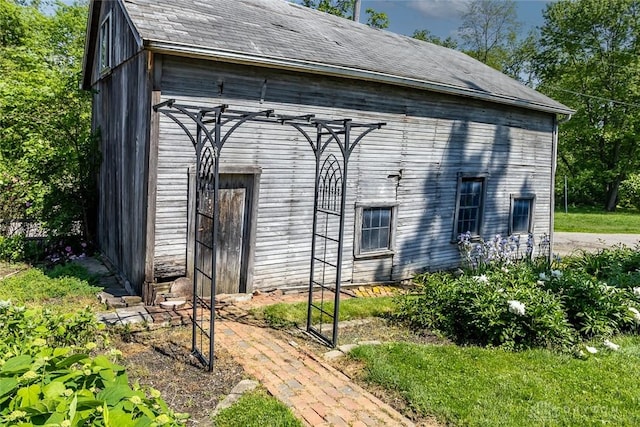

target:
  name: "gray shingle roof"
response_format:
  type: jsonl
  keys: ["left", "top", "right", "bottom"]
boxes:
{"left": 121, "top": 0, "right": 572, "bottom": 115}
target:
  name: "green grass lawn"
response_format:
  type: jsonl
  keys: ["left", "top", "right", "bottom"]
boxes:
{"left": 0, "top": 262, "right": 101, "bottom": 312}
{"left": 349, "top": 337, "right": 640, "bottom": 426}
{"left": 251, "top": 296, "right": 396, "bottom": 328}
{"left": 213, "top": 389, "right": 302, "bottom": 427}
{"left": 554, "top": 207, "right": 640, "bottom": 233}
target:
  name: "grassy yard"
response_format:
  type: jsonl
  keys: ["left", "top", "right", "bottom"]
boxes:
{"left": 251, "top": 295, "right": 395, "bottom": 328}
{"left": 555, "top": 207, "right": 640, "bottom": 233}
{"left": 349, "top": 337, "right": 640, "bottom": 426}
{"left": 0, "top": 262, "right": 101, "bottom": 312}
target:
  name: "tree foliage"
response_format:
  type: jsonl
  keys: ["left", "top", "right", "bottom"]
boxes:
{"left": 300, "top": 0, "right": 389, "bottom": 29}
{"left": 412, "top": 29, "right": 458, "bottom": 49}
{"left": 535, "top": 0, "right": 640, "bottom": 211}
{"left": 0, "top": 0, "right": 97, "bottom": 239}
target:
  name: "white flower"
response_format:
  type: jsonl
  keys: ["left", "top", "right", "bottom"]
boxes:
{"left": 497, "top": 288, "right": 505, "bottom": 293}
{"left": 0, "top": 300, "right": 11, "bottom": 309}
{"left": 473, "top": 275, "right": 489, "bottom": 284}
{"left": 501, "top": 267, "right": 509, "bottom": 273}
{"left": 551, "top": 270, "right": 563, "bottom": 278}
{"left": 585, "top": 346, "right": 598, "bottom": 354}
{"left": 536, "top": 280, "right": 545, "bottom": 286}
{"left": 539, "top": 272, "right": 548, "bottom": 281}
{"left": 633, "top": 287, "right": 640, "bottom": 297}
{"left": 603, "top": 340, "right": 619, "bottom": 351}
{"left": 629, "top": 307, "right": 640, "bottom": 323}
{"left": 507, "top": 300, "right": 526, "bottom": 316}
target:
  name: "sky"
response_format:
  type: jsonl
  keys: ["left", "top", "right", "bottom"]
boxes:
{"left": 357, "top": 0, "right": 552, "bottom": 40}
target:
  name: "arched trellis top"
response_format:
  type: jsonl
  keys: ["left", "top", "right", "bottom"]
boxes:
{"left": 152, "top": 99, "right": 385, "bottom": 369}
{"left": 153, "top": 99, "right": 385, "bottom": 158}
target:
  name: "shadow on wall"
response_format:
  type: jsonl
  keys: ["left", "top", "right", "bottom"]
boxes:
{"left": 397, "top": 117, "right": 517, "bottom": 277}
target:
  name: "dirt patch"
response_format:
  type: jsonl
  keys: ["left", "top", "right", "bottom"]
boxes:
{"left": 0, "top": 262, "right": 26, "bottom": 280}
{"left": 113, "top": 326, "right": 246, "bottom": 425}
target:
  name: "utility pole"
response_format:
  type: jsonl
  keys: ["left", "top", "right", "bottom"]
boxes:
{"left": 352, "top": 0, "right": 361, "bottom": 22}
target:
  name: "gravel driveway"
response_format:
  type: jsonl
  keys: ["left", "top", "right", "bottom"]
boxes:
{"left": 553, "top": 232, "right": 640, "bottom": 256}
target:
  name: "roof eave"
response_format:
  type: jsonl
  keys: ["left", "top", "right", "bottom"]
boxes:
{"left": 145, "top": 40, "right": 576, "bottom": 116}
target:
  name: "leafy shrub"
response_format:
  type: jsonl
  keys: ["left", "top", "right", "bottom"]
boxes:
{"left": 564, "top": 245, "right": 640, "bottom": 280}
{"left": 395, "top": 265, "right": 576, "bottom": 351}
{"left": 398, "top": 246, "right": 640, "bottom": 351}
{"left": 540, "top": 270, "right": 638, "bottom": 337}
{"left": 0, "top": 235, "right": 92, "bottom": 264}
{"left": 0, "top": 301, "right": 187, "bottom": 426}
{"left": 619, "top": 174, "right": 640, "bottom": 210}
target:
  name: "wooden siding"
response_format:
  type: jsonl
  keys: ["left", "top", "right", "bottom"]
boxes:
{"left": 91, "top": 1, "right": 151, "bottom": 294}
{"left": 153, "top": 56, "right": 554, "bottom": 289}
{"left": 89, "top": 1, "right": 140, "bottom": 87}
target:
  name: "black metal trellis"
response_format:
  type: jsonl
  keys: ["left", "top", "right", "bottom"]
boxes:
{"left": 285, "top": 119, "right": 386, "bottom": 346}
{"left": 153, "top": 100, "right": 274, "bottom": 371}
{"left": 153, "top": 98, "right": 384, "bottom": 369}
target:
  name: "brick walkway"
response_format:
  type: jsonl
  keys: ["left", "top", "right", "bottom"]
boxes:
{"left": 217, "top": 320, "right": 415, "bottom": 427}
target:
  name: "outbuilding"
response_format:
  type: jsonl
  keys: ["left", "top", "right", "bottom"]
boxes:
{"left": 82, "top": 0, "right": 573, "bottom": 302}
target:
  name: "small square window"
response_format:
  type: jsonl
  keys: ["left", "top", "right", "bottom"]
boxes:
{"left": 453, "top": 176, "right": 486, "bottom": 238}
{"left": 510, "top": 196, "right": 535, "bottom": 234}
{"left": 99, "top": 14, "right": 112, "bottom": 73}
{"left": 354, "top": 203, "right": 397, "bottom": 257}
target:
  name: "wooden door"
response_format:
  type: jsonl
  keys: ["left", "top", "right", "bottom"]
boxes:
{"left": 188, "top": 172, "right": 256, "bottom": 296}
{"left": 215, "top": 188, "right": 245, "bottom": 294}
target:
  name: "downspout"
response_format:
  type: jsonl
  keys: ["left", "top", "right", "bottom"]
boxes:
{"left": 549, "top": 113, "right": 572, "bottom": 260}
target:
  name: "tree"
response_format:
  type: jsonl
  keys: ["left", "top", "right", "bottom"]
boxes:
{"left": 535, "top": 0, "right": 640, "bottom": 211}
{"left": 365, "top": 7, "right": 388, "bottom": 29}
{"left": 458, "top": 0, "right": 521, "bottom": 72}
{"left": 300, "top": 0, "right": 389, "bottom": 29}
{"left": 0, "top": 0, "right": 98, "bottom": 239}
{"left": 412, "top": 29, "right": 458, "bottom": 49}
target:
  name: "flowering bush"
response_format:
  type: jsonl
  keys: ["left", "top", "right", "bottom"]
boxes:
{"left": 457, "top": 232, "right": 550, "bottom": 272}
{"left": 396, "top": 245, "right": 640, "bottom": 352}
{"left": 394, "top": 264, "right": 575, "bottom": 350}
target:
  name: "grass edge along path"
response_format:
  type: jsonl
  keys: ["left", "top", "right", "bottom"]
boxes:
{"left": 349, "top": 338, "right": 640, "bottom": 427}
{"left": 213, "top": 389, "right": 303, "bottom": 427}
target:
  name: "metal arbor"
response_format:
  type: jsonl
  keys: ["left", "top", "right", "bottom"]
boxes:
{"left": 281, "top": 118, "right": 385, "bottom": 346}
{"left": 153, "top": 99, "right": 384, "bottom": 369}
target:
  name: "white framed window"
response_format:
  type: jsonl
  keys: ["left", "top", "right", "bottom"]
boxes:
{"left": 509, "top": 195, "right": 535, "bottom": 234}
{"left": 453, "top": 175, "right": 487, "bottom": 239}
{"left": 354, "top": 202, "right": 397, "bottom": 257}
{"left": 99, "top": 13, "right": 112, "bottom": 73}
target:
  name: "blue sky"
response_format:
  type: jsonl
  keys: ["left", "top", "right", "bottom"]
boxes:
{"left": 359, "top": 0, "right": 551, "bottom": 39}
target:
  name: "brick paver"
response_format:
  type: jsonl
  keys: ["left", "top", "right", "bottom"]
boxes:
{"left": 216, "top": 320, "right": 415, "bottom": 427}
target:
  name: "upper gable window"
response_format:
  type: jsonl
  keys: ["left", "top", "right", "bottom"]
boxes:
{"left": 99, "top": 13, "right": 112, "bottom": 73}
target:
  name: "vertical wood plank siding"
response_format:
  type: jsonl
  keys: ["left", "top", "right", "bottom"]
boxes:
{"left": 92, "top": 2, "right": 150, "bottom": 293}
{"left": 153, "top": 57, "right": 555, "bottom": 289}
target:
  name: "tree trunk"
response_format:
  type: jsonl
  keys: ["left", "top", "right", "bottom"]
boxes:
{"left": 604, "top": 180, "right": 621, "bottom": 212}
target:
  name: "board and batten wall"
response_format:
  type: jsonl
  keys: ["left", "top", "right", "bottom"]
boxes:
{"left": 151, "top": 55, "right": 555, "bottom": 290}
{"left": 91, "top": 1, "right": 150, "bottom": 294}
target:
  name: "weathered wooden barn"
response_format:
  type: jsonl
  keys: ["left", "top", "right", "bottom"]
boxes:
{"left": 82, "top": 0, "right": 573, "bottom": 301}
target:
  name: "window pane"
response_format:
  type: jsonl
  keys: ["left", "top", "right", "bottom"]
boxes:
{"left": 379, "top": 208, "right": 390, "bottom": 227}
{"left": 456, "top": 178, "right": 484, "bottom": 236}
{"left": 361, "top": 207, "right": 392, "bottom": 252}
{"left": 512, "top": 198, "right": 531, "bottom": 233}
